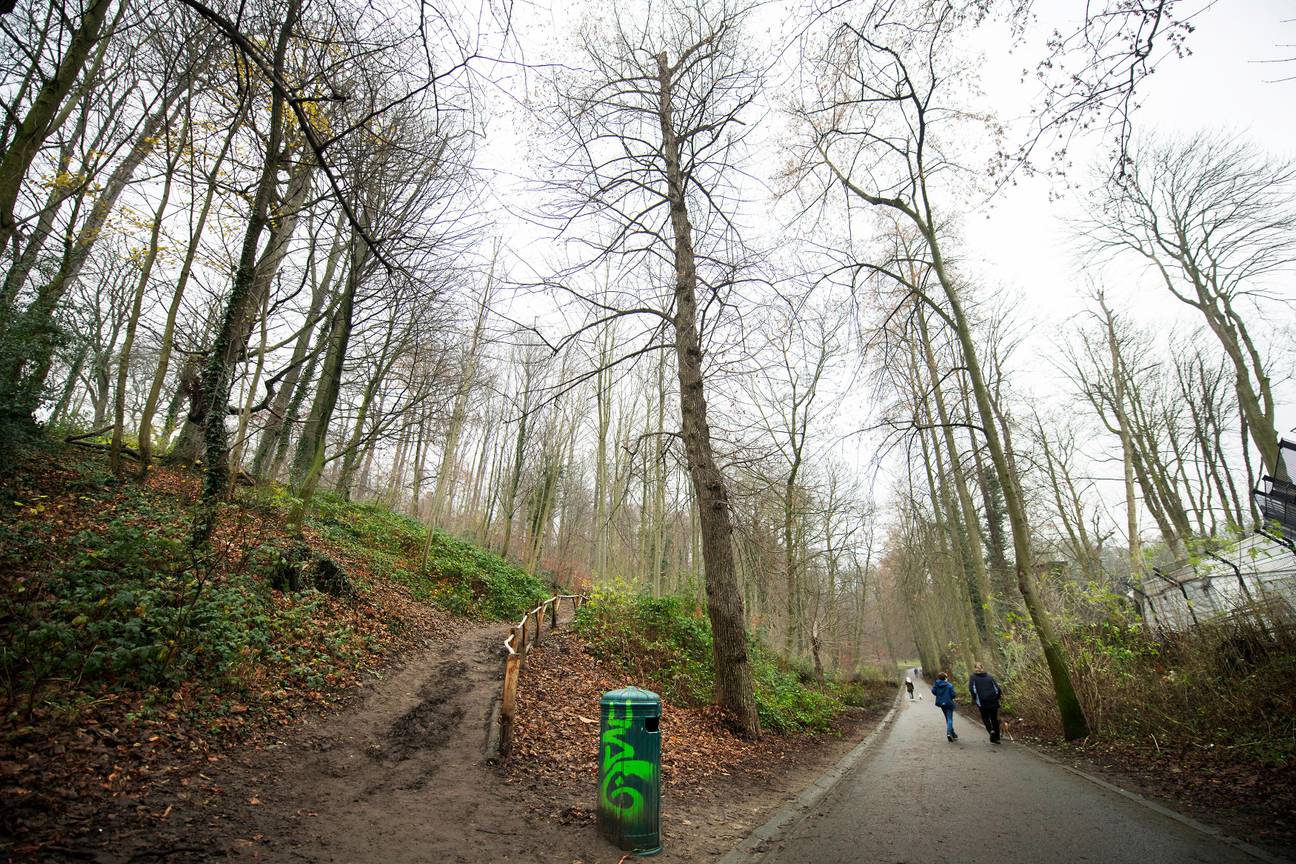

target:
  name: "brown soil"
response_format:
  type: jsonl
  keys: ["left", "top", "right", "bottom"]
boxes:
{"left": 84, "top": 622, "right": 532, "bottom": 864}
{"left": 1023, "top": 737, "right": 1295, "bottom": 856}
{"left": 508, "top": 706, "right": 889, "bottom": 863}
{"left": 0, "top": 451, "right": 456, "bottom": 862}
{"left": 507, "top": 629, "right": 897, "bottom": 862}
{"left": 19, "top": 621, "right": 892, "bottom": 864}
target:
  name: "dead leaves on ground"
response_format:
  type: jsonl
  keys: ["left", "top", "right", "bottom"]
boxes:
{"left": 507, "top": 630, "right": 847, "bottom": 799}
{"left": 1005, "top": 712, "right": 1296, "bottom": 850}
{"left": 0, "top": 450, "right": 460, "bottom": 859}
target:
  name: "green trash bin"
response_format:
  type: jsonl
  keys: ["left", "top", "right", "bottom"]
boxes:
{"left": 598, "top": 686, "right": 662, "bottom": 856}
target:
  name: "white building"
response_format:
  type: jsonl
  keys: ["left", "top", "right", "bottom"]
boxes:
{"left": 1138, "top": 439, "right": 1296, "bottom": 631}
{"left": 1140, "top": 532, "right": 1296, "bottom": 631}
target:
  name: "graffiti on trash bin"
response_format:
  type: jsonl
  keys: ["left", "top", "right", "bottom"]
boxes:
{"left": 600, "top": 700, "right": 655, "bottom": 820}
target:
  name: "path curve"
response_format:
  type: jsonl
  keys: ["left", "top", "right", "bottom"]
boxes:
{"left": 236, "top": 623, "right": 511, "bottom": 862}
{"left": 747, "top": 675, "right": 1272, "bottom": 864}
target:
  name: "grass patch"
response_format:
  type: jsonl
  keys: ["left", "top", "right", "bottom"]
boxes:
{"left": 572, "top": 583, "right": 850, "bottom": 733}
{"left": 250, "top": 486, "right": 549, "bottom": 620}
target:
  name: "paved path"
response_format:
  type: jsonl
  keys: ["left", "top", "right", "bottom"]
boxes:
{"left": 756, "top": 674, "right": 1263, "bottom": 864}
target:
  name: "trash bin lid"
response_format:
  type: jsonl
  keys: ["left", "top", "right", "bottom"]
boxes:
{"left": 600, "top": 685, "right": 661, "bottom": 706}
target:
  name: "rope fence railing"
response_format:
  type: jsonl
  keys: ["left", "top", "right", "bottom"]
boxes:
{"left": 494, "top": 593, "right": 586, "bottom": 760}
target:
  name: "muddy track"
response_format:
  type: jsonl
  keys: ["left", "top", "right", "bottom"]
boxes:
{"left": 96, "top": 623, "right": 533, "bottom": 864}
{"left": 70, "top": 614, "right": 893, "bottom": 864}
{"left": 236, "top": 625, "right": 509, "bottom": 863}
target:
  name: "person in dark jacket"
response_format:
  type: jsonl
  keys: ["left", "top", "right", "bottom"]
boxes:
{"left": 967, "top": 662, "right": 1002, "bottom": 743}
{"left": 931, "top": 673, "right": 958, "bottom": 741}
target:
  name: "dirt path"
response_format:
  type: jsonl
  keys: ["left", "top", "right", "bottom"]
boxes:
{"left": 238, "top": 623, "right": 507, "bottom": 862}
{"left": 102, "top": 622, "right": 591, "bottom": 863}
{"left": 87, "top": 621, "right": 896, "bottom": 864}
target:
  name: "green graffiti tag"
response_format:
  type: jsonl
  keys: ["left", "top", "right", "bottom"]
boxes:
{"left": 600, "top": 700, "right": 655, "bottom": 821}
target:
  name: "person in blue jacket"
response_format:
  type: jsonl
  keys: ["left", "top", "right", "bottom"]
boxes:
{"left": 932, "top": 672, "right": 958, "bottom": 741}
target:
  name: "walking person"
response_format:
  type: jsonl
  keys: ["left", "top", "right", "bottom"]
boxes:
{"left": 905, "top": 675, "right": 915, "bottom": 700}
{"left": 931, "top": 673, "right": 958, "bottom": 741}
{"left": 967, "top": 662, "right": 1002, "bottom": 744}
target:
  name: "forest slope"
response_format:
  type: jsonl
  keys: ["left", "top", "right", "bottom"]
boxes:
{"left": 0, "top": 440, "right": 547, "bottom": 856}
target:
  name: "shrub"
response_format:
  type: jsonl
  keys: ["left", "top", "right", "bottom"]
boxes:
{"left": 249, "top": 487, "right": 549, "bottom": 619}
{"left": 574, "top": 583, "right": 846, "bottom": 732}
{"left": 1004, "top": 604, "right": 1296, "bottom": 766}
{"left": 832, "top": 672, "right": 898, "bottom": 710}
{"left": 423, "top": 529, "right": 549, "bottom": 620}
{"left": 574, "top": 583, "right": 715, "bottom": 705}
{"left": 2, "top": 519, "right": 270, "bottom": 697}
{"left": 751, "top": 653, "right": 842, "bottom": 733}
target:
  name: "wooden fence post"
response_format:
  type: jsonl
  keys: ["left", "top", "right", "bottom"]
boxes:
{"left": 499, "top": 639, "right": 522, "bottom": 757}
{"left": 494, "top": 596, "right": 586, "bottom": 763}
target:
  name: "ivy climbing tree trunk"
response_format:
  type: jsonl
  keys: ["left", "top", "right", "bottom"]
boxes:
{"left": 192, "top": 0, "right": 300, "bottom": 547}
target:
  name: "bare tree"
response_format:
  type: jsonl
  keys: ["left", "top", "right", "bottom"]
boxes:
{"left": 539, "top": 0, "right": 763, "bottom": 735}
{"left": 0, "top": 0, "right": 118, "bottom": 258}
{"left": 747, "top": 298, "right": 843, "bottom": 657}
{"left": 794, "top": 0, "right": 1090, "bottom": 738}
{"left": 1079, "top": 133, "right": 1296, "bottom": 477}
{"left": 1006, "top": 0, "right": 1202, "bottom": 177}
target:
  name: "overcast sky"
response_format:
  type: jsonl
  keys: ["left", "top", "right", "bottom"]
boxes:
{"left": 964, "top": 0, "right": 1296, "bottom": 353}
{"left": 960, "top": 0, "right": 1296, "bottom": 496}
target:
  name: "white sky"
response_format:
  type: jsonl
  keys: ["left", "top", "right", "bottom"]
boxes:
{"left": 957, "top": 0, "right": 1296, "bottom": 512}
{"left": 964, "top": 0, "right": 1296, "bottom": 362}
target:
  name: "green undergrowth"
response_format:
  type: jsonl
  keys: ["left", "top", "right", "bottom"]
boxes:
{"left": 0, "top": 444, "right": 550, "bottom": 725}
{"left": 0, "top": 459, "right": 368, "bottom": 720}
{"left": 1003, "top": 606, "right": 1296, "bottom": 767}
{"left": 254, "top": 486, "right": 549, "bottom": 620}
{"left": 573, "top": 583, "right": 895, "bottom": 734}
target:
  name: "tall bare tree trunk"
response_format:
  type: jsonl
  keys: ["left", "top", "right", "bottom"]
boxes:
{"left": 917, "top": 307, "right": 991, "bottom": 640}
{"left": 10, "top": 62, "right": 194, "bottom": 416}
{"left": 656, "top": 49, "right": 759, "bottom": 737}
{"left": 111, "top": 120, "right": 185, "bottom": 473}
{"left": 289, "top": 240, "right": 358, "bottom": 527}
{"left": 428, "top": 276, "right": 492, "bottom": 529}
{"left": 193, "top": 0, "right": 300, "bottom": 547}
{"left": 250, "top": 228, "right": 338, "bottom": 479}
{"left": 929, "top": 245, "right": 1089, "bottom": 739}
{"left": 138, "top": 98, "right": 243, "bottom": 472}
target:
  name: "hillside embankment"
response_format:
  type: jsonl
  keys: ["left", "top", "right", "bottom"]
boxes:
{"left": 1, "top": 443, "right": 896, "bottom": 861}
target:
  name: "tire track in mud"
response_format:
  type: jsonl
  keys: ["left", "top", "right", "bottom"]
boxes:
{"left": 259, "top": 626, "right": 508, "bottom": 861}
